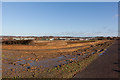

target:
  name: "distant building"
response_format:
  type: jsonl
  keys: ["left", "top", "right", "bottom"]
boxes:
{"left": 49, "top": 38, "right": 54, "bottom": 40}
{"left": 59, "top": 38, "right": 67, "bottom": 40}
{"left": 79, "top": 38, "right": 84, "bottom": 40}
{"left": 13, "top": 37, "right": 35, "bottom": 40}
{"left": 67, "top": 38, "right": 79, "bottom": 40}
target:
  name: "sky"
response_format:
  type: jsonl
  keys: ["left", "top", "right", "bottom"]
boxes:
{"left": 2, "top": 2, "right": 118, "bottom": 37}
{"left": 2, "top": 0, "right": 120, "bottom": 2}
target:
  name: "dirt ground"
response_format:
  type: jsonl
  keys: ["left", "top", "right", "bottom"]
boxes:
{"left": 2, "top": 40, "right": 114, "bottom": 78}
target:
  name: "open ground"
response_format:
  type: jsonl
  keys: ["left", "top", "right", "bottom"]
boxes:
{"left": 2, "top": 40, "right": 114, "bottom": 78}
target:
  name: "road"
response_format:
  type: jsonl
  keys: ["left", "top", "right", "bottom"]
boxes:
{"left": 73, "top": 40, "right": 120, "bottom": 78}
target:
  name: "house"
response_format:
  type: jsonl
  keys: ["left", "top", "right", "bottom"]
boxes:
{"left": 79, "top": 38, "right": 84, "bottom": 40}
{"left": 59, "top": 38, "right": 67, "bottom": 40}
{"left": 50, "top": 38, "right": 54, "bottom": 40}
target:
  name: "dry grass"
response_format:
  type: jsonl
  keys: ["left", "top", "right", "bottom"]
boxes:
{"left": 2, "top": 40, "right": 110, "bottom": 50}
{"left": 2, "top": 40, "right": 113, "bottom": 60}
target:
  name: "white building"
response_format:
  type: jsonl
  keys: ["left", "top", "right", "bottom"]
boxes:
{"left": 59, "top": 38, "right": 67, "bottom": 40}
{"left": 49, "top": 38, "right": 54, "bottom": 40}
{"left": 13, "top": 37, "right": 35, "bottom": 40}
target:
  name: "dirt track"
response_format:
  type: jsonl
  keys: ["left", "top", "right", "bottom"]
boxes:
{"left": 74, "top": 40, "right": 119, "bottom": 78}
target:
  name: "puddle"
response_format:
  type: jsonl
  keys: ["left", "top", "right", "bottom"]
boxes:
{"left": 3, "top": 51, "right": 97, "bottom": 71}
{"left": 26, "top": 55, "right": 79, "bottom": 68}
{"left": 99, "top": 49, "right": 107, "bottom": 56}
{"left": 91, "top": 52, "right": 95, "bottom": 54}
{"left": 5, "top": 55, "right": 73, "bottom": 69}
{"left": 99, "top": 53, "right": 103, "bottom": 56}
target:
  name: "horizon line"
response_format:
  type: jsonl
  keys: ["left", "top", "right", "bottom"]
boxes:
{"left": 0, "top": 35, "right": 118, "bottom": 37}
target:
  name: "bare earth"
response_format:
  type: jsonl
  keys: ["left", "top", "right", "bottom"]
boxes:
{"left": 2, "top": 40, "right": 114, "bottom": 78}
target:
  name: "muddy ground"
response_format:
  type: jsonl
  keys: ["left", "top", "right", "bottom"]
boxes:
{"left": 2, "top": 40, "right": 114, "bottom": 78}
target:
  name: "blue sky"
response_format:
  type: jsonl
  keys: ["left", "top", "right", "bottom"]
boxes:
{"left": 2, "top": 2, "right": 118, "bottom": 37}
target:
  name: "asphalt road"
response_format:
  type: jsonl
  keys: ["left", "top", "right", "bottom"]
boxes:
{"left": 73, "top": 40, "right": 120, "bottom": 78}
